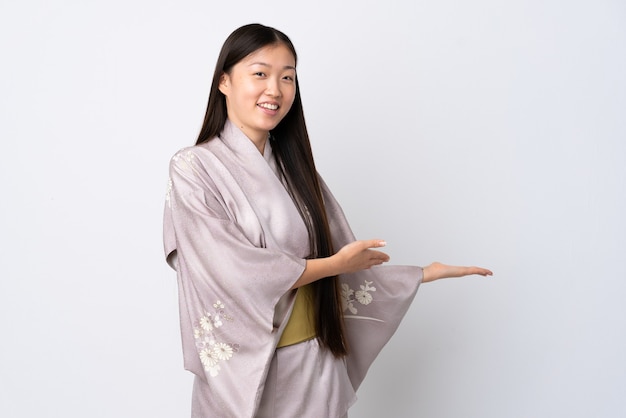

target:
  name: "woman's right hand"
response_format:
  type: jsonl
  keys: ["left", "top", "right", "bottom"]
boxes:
{"left": 332, "top": 239, "right": 390, "bottom": 274}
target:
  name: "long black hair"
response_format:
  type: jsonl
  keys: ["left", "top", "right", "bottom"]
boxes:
{"left": 196, "top": 23, "right": 347, "bottom": 357}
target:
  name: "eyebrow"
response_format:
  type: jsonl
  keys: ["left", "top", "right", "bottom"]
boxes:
{"left": 248, "top": 62, "right": 296, "bottom": 71}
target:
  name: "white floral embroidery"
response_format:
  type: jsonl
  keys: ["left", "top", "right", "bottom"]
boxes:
{"left": 341, "top": 283, "right": 357, "bottom": 314}
{"left": 200, "top": 348, "right": 217, "bottom": 367}
{"left": 355, "top": 289, "right": 373, "bottom": 305}
{"left": 167, "top": 150, "right": 198, "bottom": 207}
{"left": 212, "top": 342, "right": 234, "bottom": 361}
{"left": 193, "top": 300, "right": 238, "bottom": 377}
{"left": 171, "top": 150, "right": 195, "bottom": 164}
{"left": 341, "top": 280, "right": 377, "bottom": 315}
{"left": 213, "top": 314, "right": 223, "bottom": 328}
{"left": 200, "top": 315, "right": 214, "bottom": 332}
{"left": 194, "top": 327, "right": 204, "bottom": 339}
{"left": 207, "top": 364, "right": 221, "bottom": 377}
{"left": 165, "top": 178, "right": 173, "bottom": 208}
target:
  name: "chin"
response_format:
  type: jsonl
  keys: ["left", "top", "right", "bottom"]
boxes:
{"left": 260, "top": 121, "right": 282, "bottom": 132}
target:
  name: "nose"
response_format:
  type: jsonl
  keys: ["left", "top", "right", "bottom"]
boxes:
{"left": 265, "top": 77, "right": 281, "bottom": 98}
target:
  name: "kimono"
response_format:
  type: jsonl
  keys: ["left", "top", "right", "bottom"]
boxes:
{"left": 163, "top": 120, "right": 423, "bottom": 417}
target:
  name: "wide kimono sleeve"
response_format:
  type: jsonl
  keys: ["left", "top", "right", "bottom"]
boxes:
{"left": 320, "top": 178, "right": 423, "bottom": 391}
{"left": 163, "top": 149, "right": 305, "bottom": 417}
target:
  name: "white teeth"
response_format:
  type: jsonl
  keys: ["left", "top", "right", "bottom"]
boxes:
{"left": 258, "top": 103, "right": 278, "bottom": 110}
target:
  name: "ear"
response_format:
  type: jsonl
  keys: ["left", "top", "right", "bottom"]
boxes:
{"left": 218, "top": 73, "right": 230, "bottom": 95}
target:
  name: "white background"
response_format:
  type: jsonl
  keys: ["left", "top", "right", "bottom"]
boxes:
{"left": 1, "top": 0, "right": 625, "bottom": 417}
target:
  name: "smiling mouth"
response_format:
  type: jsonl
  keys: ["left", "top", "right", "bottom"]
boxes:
{"left": 258, "top": 103, "right": 279, "bottom": 110}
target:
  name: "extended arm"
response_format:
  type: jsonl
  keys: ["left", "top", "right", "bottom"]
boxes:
{"left": 422, "top": 261, "right": 492, "bottom": 282}
{"left": 291, "top": 240, "right": 492, "bottom": 289}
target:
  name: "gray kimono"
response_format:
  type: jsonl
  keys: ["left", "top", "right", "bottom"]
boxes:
{"left": 163, "top": 120, "right": 422, "bottom": 417}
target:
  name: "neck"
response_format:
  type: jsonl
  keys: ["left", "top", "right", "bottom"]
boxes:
{"left": 250, "top": 135, "right": 267, "bottom": 155}
{"left": 240, "top": 126, "right": 270, "bottom": 155}
{"left": 231, "top": 121, "right": 268, "bottom": 155}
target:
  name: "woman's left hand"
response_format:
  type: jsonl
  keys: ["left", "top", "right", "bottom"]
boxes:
{"left": 422, "top": 262, "right": 493, "bottom": 283}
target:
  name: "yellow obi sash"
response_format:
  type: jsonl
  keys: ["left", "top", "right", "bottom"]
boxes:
{"left": 277, "top": 284, "right": 316, "bottom": 348}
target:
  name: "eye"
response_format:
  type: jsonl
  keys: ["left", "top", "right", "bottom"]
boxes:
{"left": 254, "top": 71, "right": 266, "bottom": 77}
{"left": 282, "top": 75, "right": 294, "bottom": 81}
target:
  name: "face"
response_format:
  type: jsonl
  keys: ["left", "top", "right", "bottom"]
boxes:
{"left": 219, "top": 43, "right": 297, "bottom": 144}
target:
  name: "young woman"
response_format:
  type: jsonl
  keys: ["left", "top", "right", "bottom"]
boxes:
{"left": 163, "top": 23, "right": 492, "bottom": 418}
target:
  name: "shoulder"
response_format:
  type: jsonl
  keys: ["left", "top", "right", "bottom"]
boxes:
{"left": 168, "top": 141, "right": 221, "bottom": 178}
{"left": 169, "top": 142, "right": 214, "bottom": 166}
{"left": 166, "top": 143, "right": 225, "bottom": 213}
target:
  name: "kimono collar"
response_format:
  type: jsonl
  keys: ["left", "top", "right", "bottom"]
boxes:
{"left": 220, "top": 119, "right": 273, "bottom": 162}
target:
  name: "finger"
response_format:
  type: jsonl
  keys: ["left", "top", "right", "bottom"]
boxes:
{"left": 367, "top": 257, "right": 388, "bottom": 268}
{"left": 471, "top": 267, "right": 493, "bottom": 276}
{"left": 368, "top": 250, "right": 390, "bottom": 262}
{"left": 361, "top": 239, "right": 387, "bottom": 249}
